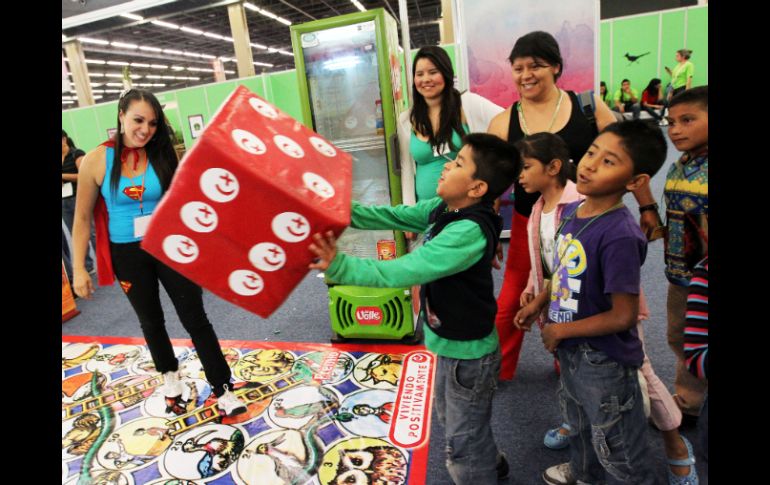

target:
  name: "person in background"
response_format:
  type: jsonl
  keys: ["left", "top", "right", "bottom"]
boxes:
{"left": 71, "top": 88, "right": 246, "bottom": 417}
{"left": 683, "top": 257, "right": 708, "bottom": 483}
{"left": 641, "top": 78, "right": 668, "bottom": 124}
{"left": 62, "top": 130, "right": 95, "bottom": 277}
{"left": 599, "top": 81, "right": 613, "bottom": 107}
{"left": 665, "top": 49, "right": 695, "bottom": 98}
{"left": 398, "top": 45, "right": 502, "bottom": 205}
{"left": 613, "top": 79, "right": 641, "bottom": 120}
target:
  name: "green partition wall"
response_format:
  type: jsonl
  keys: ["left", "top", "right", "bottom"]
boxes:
{"left": 63, "top": 69, "right": 304, "bottom": 152}
{"left": 600, "top": 5, "right": 707, "bottom": 98}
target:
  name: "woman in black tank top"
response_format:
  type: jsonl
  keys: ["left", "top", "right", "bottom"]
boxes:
{"left": 488, "top": 31, "right": 619, "bottom": 384}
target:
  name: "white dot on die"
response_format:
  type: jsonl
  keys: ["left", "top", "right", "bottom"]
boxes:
{"left": 180, "top": 201, "right": 218, "bottom": 233}
{"left": 302, "top": 172, "right": 335, "bottom": 199}
{"left": 200, "top": 168, "right": 239, "bottom": 203}
{"left": 308, "top": 136, "right": 336, "bottom": 157}
{"left": 273, "top": 135, "right": 305, "bottom": 159}
{"left": 249, "top": 243, "right": 287, "bottom": 272}
{"left": 231, "top": 129, "right": 267, "bottom": 155}
{"left": 249, "top": 97, "right": 278, "bottom": 119}
{"left": 163, "top": 235, "right": 199, "bottom": 264}
{"left": 229, "top": 270, "right": 264, "bottom": 296}
{"left": 272, "top": 212, "right": 310, "bottom": 243}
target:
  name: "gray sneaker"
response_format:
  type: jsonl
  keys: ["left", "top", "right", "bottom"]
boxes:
{"left": 543, "top": 462, "right": 576, "bottom": 485}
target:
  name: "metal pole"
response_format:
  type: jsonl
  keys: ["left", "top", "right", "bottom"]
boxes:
{"left": 398, "top": 0, "right": 413, "bottom": 105}
{"left": 451, "top": 0, "right": 468, "bottom": 92}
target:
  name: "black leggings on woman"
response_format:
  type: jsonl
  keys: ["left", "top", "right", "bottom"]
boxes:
{"left": 110, "top": 241, "right": 232, "bottom": 396}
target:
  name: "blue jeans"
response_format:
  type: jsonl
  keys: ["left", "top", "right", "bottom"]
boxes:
{"left": 432, "top": 347, "right": 501, "bottom": 485}
{"left": 557, "top": 344, "right": 655, "bottom": 485}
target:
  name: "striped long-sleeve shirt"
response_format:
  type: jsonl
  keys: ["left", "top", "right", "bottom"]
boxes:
{"left": 683, "top": 258, "right": 708, "bottom": 379}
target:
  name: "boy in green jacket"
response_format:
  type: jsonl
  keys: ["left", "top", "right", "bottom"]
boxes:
{"left": 309, "top": 133, "right": 520, "bottom": 485}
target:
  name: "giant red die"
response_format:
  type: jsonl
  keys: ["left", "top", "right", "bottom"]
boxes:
{"left": 141, "top": 85, "right": 352, "bottom": 317}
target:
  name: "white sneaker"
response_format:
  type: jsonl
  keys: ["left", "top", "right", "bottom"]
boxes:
{"left": 543, "top": 462, "right": 576, "bottom": 485}
{"left": 159, "top": 370, "right": 184, "bottom": 398}
{"left": 217, "top": 385, "right": 247, "bottom": 416}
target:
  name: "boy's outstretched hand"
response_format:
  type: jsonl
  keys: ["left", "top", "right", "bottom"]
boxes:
{"left": 308, "top": 231, "right": 338, "bottom": 271}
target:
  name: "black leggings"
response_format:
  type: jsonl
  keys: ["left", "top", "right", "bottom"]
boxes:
{"left": 110, "top": 242, "right": 231, "bottom": 396}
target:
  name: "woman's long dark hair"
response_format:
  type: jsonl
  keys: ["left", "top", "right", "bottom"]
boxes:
{"left": 62, "top": 130, "right": 77, "bottom": 152}
{"left": 110, "top": 89, "right": 178, "bottom": 197}
{"left": 410, "top": 46, "right": 466, "bottom": 152}
{"left": 644, "top": 78, "right": 661, "bottom": 99}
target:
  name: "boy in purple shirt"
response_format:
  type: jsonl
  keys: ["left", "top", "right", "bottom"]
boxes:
{"left": 516, "top": 121, "right": 667, "bottom": 485}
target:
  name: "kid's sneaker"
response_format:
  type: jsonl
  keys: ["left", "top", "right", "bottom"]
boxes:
{"left": 159, "top": 370, "right": 184, "bottom": 398}
{"left": 217, "top": 385, "right": 247, "bottom": 417}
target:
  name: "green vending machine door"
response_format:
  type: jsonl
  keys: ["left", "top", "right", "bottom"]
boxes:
{"left": 291, "top": 9, "right": 417, "bottom": 342}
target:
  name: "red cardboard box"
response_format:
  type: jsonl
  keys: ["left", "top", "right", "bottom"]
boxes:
{"left": 141, "top": 85, "right": 352, "bottom": 317}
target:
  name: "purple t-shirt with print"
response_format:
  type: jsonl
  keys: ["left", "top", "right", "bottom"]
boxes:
{"left": 547, "top": 201, "right": 646, "bottom": 367}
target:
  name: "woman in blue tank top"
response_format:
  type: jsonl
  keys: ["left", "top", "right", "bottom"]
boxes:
{"left": 70, "top": 89, "right": 246, "bottom": 417}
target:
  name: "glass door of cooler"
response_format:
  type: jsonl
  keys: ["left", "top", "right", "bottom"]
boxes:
{"left": 300, "top": 21, "right": 392, "bottom": 260}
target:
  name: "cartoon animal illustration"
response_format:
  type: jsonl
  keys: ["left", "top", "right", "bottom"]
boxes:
{"left": 179, "top": 428, "right": 245, "bottom": 478}
{"left": 329, "top": 446, "right": 407, "bottom": 485}
{"left": 254, "top": 433, "right": 314, "bottom": 484}
{"left": 62, "top": 413, "right": 101, "bottom": 455}
{"left": 336, "top": 403, "right": 393, "bottom": 424}
{"left": 237, "top": 349, "right": 295, "bottom": 381}
{"left": 104, "top": 435, "right": 157, "bottom": 469}
{"left": 361, "top": 355, "right": 403, "bottom": 386}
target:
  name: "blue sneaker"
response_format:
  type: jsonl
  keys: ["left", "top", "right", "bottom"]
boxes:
{"left": 544, "top": 423, "right": 571, "bottom": 450}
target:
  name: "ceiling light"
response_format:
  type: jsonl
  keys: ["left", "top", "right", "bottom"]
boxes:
{"left": 200, "top": 54, "right": 216, "bottom": 60}
{"left": 120, "top": 13, "right": 144, "bottom": 21}
{"left": 164, "top": 48, "right": 183, "bottom": 55}
{"left": 106, "top": 83, "right": 123, "bottom": 86}
{"left": 107, "top": 61, "right": 129, "bottom": 66}
{"left": 62, "top": 100, "right": 75, "bottom": 104}
{"left": 278, "top": 50, "right": 293, "bottom": 56}
{"left": 203, "top": 32, "right": 224, "bottom": 40}
{"left": 244, "top": 3, "right": 292, "bottom": 26}
{"left": 152, "top": 20, "right": 179, "bottom": 29}
{"left": 85, "top": 59, "right": 106, "bottom": 65}
{"left": 351, "top": 1, "right": 366, "bottom": 12}
{"left": 131, "top": 62, "right": 151, "bottom": 67}
{"left": 139, "top": 46, "right": 162, "bottom": 52}
{"left": 89, "top": 73, "right": 105, "bottom": 77}
{"left": 253, "top": 61, "right": 274, "bottom": 67}
{"left": 250, "top": 43, "right": 267, "bottom": 50}
{"left": 171, "top": 66, "right": 185, "bottom": 71}
{"left": 180, "top": 26, "right": 203, "bottom": 35}
{"left": 105, "top": 89, "right": 122, "bottom": 93}
{"left": 78, "top": 37, "right": 110, "bottom": 45}
{"left": 150, "top": 64, "right": 168, "bottom": 69}
{"left": 111, "top": 41, "right": 138, "bottom": 49}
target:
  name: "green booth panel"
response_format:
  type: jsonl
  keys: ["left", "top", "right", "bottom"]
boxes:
{"left": 686, "top": 7, "right": 708, "bottom": 87}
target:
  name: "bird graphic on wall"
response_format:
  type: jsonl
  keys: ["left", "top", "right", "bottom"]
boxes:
{"left": 624, "top": 52, "right": 650, "bottom": 65}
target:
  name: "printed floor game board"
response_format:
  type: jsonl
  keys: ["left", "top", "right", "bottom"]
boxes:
{"left": 62, "top": 336, "right": 435, "bottom": 485}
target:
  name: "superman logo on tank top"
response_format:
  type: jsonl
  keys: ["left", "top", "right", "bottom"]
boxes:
{"left": 123, "top": 185, "right": 145, "bottom": 200}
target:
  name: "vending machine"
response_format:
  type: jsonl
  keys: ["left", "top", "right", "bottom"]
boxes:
{"left": 290, "top": 8, "right": 418, "bottom": 342}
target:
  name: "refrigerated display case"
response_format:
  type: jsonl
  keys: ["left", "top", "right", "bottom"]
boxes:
{"left": 291, "top": 9, "right": 418, "bottom": 342}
